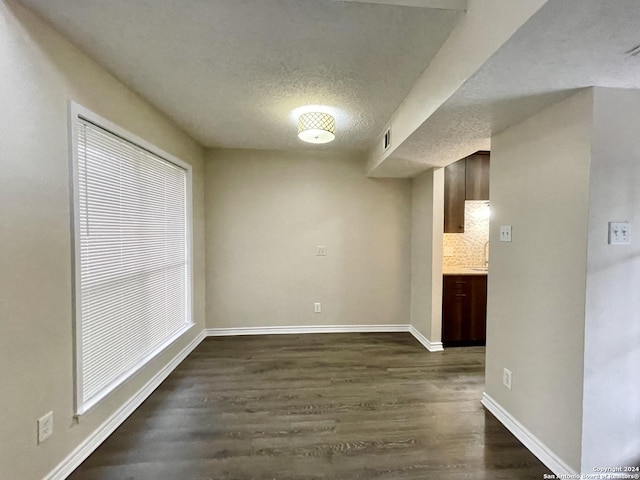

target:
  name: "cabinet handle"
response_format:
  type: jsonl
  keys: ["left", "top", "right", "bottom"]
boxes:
{"left": 455, "top": 281, "right": 467, "bottom": 284}
{"left": 456, "top": 294, "right": 467, "bottom": 297}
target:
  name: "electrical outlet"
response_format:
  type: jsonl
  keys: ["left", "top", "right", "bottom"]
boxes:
{"left": 37, "top": 411, "right": 53, "bottom": 444}
{"left": 608, "top": 222, "right": 631, "bottom": 245}
{"left": 500, "top": 225, "right": 512, "bottom": 242}
{"left": 314, "top": 302, "right": 321, "bottom": 313}
{"left": 503, "top": 368, "right": 512, "bottom": 390}
{"left": 316, "top": 245, "right": 327, "bottom": 256}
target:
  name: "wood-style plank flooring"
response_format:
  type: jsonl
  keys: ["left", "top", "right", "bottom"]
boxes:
{"left": 68, "top": 333, "right": 550, "bottom": 479}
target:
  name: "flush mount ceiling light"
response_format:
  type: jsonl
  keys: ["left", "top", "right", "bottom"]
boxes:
{"left": 297, "top": 112, "right": 336, "bottom": 144}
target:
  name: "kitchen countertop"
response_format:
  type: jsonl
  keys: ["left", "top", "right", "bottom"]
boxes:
{"left": 443, "top": 266, "right": 489, "bottom": 276}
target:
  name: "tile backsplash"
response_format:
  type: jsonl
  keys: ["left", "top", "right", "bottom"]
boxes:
{"left": 443, "top": 201, "right": 490, "bottom": 267}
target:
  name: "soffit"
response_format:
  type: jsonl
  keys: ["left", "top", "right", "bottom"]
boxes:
{"left": 374, "top": 0, "right": 640, "bottom": 176}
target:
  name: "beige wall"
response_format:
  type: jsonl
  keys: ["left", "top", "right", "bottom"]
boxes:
{"left": 581, "top": 88, "right": 640, "bottom": 471}
{"left": 410, "top": 168, "right": 444, "bottom": 342}
{"left": 204, "top": 149, "right": 412, "bottom": 329}
{"left": 485, "top": 90, "right": 593, "bottom": 472}
{"left": 0, "top": 2, "right": 205, "bottom": 479}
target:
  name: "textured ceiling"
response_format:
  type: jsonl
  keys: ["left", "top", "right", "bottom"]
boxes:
{"left": 19, "top": 0, "right": 462, "bottom": 151}
{"left": 376, "top": 0, "right": 640, "bottom": 176}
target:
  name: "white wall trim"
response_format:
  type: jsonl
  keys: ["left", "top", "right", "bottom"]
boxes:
{"left": 481, "top": 393, "right": 578, "bottom": 477}
{"left": 409, "top": 325, "right": 444, "bottom": 352}
{"left": 205, "top": 324, "right": 443, "bottom": 353}
{"left": 338, "top": 0, "right": 468, "bottom": 12}
{"left": 44, "top": 330, "right": 206, "bottom": 480}
{"left": 205, "top": 324, "right": 411, "bottom": 336}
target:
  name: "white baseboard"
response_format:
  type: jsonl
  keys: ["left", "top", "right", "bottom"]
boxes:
{"left": 409, "top": 325, "right": 444, "bottom": 352}
{"left": 205, "top": 324, "right": 411, "bottom": 336}
{"left": 44, "top": 330, "right": 206, "bottom": 480}
{"left": 205, "top": 324, "right": 444, "bottom": 353}
{"left": 481, "top": 393, "right": 578, "bottom": 477}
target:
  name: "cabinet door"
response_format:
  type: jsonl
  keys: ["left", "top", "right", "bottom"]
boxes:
{"left": 442, "top": 275, "right": 487, "bottom": 345}
{"left": 442, "top": 276, "right": 470, "bottom": 343}
{"left": 465, "top": 153, "right": 490, "bottom": 200}
{"left": 444, "top": 160, "right": 466, "bottom": 233}
{"left": 467, "top": 275, "right": 487, "bottom": 341}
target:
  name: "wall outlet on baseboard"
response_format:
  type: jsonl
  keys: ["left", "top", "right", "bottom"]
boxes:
{"left": 314, "top": 302, "right": 321, "bottom": 313}
{"left": 38, "top": 411, "right": 53, "bottom": 444}
{"left": 503, "top": 368, "right": 512, "bottom": 390}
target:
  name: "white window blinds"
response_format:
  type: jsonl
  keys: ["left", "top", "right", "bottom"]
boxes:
{"left": 73, "top": 115, "right": 192, "bottom": 414}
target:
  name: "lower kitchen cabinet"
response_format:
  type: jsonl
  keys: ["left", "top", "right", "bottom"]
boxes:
{"left": 442, "top": 275, "right": 487, "bottom": 346}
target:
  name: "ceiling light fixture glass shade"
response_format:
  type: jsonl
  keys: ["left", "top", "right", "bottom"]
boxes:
{"left": 298, "top": 112, "right": 336, "bottom": 144}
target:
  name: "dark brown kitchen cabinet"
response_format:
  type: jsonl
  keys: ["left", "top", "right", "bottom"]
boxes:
{"left": 465, "top": 152, "right": 490, "bottom": 200}
{"left": 444, "top": 160, "right": 466, "bottom": 233}
{"left": 444, "top": 151, "right": 490, "bottom": 233}
{"left": 442, "top": 274, "right": 487, "bottom": 346}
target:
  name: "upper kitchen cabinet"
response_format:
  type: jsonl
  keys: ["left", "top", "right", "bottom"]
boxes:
{"left": 444, "top": 151, "right": 490, "bottom": 233}
{"left": 444, "top": 159, "right": 466, "bottom": 233}
{"left": 465, "top": 152, "right": 490, "bottom": 200}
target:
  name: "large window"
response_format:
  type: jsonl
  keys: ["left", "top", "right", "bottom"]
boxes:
{"left": 71, "top": 105, "right": 193, "bottom": 415}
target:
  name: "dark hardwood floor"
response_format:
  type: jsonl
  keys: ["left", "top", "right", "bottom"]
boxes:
{"left": 68, "top": 333, "right": 550, "bottom": 480}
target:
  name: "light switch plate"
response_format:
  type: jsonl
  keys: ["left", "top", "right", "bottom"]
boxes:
{"left": 316, "top": 245, "right": 327, "bottom": 256}
{"left": 499, "top": 225, "right": 512, "bottom": 242}
{"left": 608, "top": 222, "right": 630, "bottom": 245}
